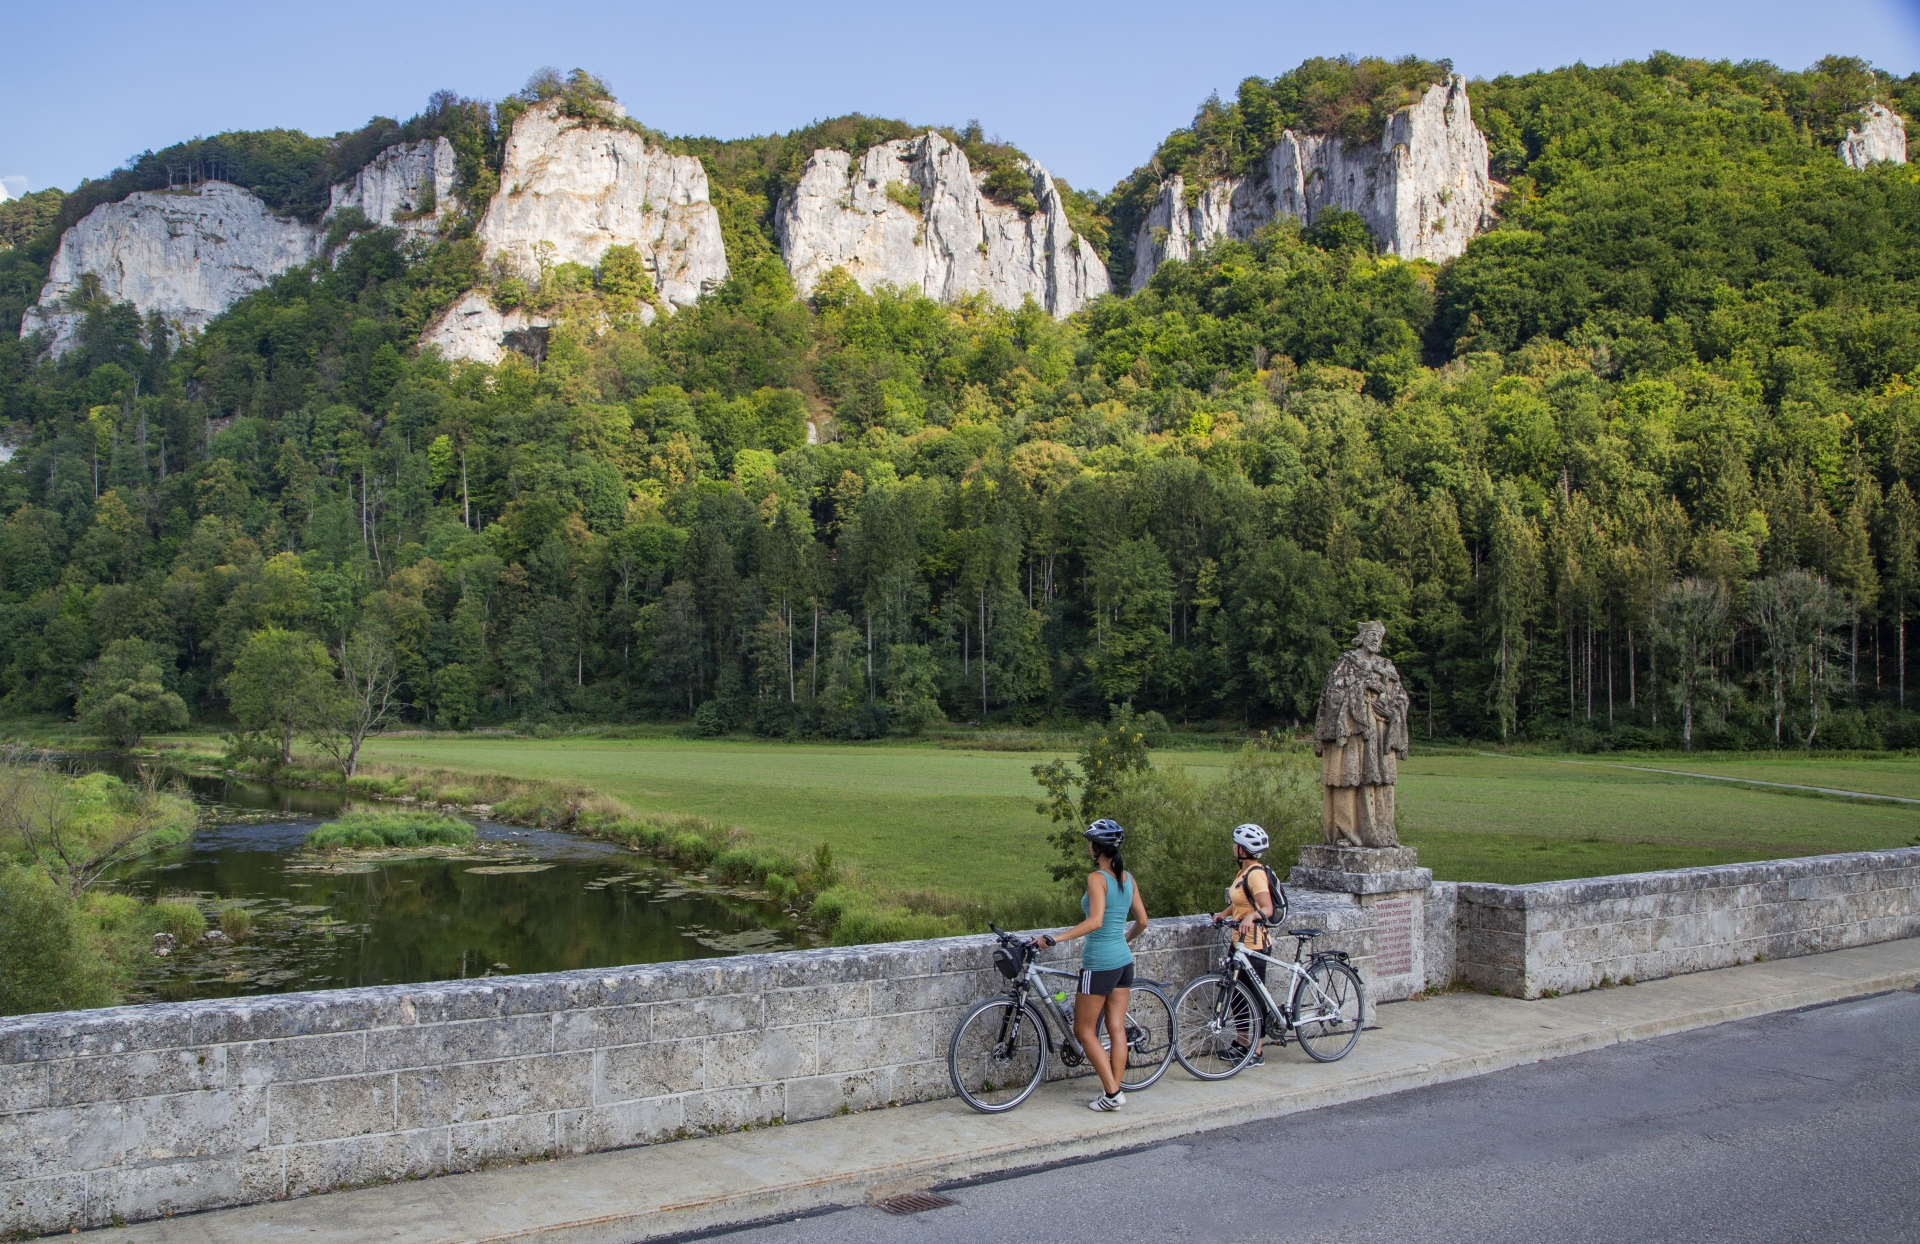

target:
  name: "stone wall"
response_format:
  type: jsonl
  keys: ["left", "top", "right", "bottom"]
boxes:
{"left": 1449, "top": 848, "right": 1920, "bottom": 998}
{"left": 0, "top": 908, "right": 1378, "bottom": 1236}
{"left": 8, "top": 847, "right": 1915, "bottom": 1234}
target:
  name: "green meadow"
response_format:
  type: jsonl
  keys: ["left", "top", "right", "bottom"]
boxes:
{"left": 354, "top": 736, "right": 1920, "bottom": 895}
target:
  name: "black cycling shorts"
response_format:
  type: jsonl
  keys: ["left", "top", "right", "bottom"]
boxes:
{"left": 1078, "top": 963, "right": 1134, "bottom": 996}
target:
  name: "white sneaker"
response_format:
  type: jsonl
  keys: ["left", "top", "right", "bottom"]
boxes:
{"left": 1089, "top": 1092, "right": 1122, "bottom": 1111}
{"left": 1111, "top": 1090, "right": 1126, "bottom": 1105}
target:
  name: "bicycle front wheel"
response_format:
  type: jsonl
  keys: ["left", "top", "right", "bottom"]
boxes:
{"left": 1294, "top": 959, "right": 1365, "bottom": 1063}
{"left": 1172, "top": 974, "right": 1262, "bottom": 1081}
{"left": 1100, "top": 982, "right": 1175, "bottom": 1091}
{"left": 948, "top": 997, "right": 1049, "bottom": 1112}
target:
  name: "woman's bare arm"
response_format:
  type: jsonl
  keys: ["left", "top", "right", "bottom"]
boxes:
{"left": 1040, "top": 872, "right": 1106, "bottom": 947}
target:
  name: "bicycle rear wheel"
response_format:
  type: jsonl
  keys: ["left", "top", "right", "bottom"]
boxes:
{"left": 1172, "top": 974, "right": 1261, "bottom": 1081}
{"left": 1100, "top": 982, "right": 1174, "bottom": 1091}
{"left": 948, "top": 997, "right": 1048, "bottom": 1112}
{"left": 1294, "top": 959, "right": 1365, "bottom": 1063}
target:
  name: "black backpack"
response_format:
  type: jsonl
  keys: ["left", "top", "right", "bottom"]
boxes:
{"left": 1238, "top": 862, "right": 1288, "bottom": 927}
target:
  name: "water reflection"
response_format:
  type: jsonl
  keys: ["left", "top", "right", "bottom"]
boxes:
{"left": 68, "top": 756, "right": 812, "bottom": 1002}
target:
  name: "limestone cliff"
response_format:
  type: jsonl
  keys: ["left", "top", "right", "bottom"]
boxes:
{"left": 1128, "top": 75, "right": 1494, "bottom": 292}
{"left": 21, "top": 182, "right": 322, "bottom": 356}
{"left": 776, "top": 132, "right": 1108, "bottom": 317}
{"left": 422, "top": 100, "right": 727, "bottom": 364}
{"left": 326, "top": 137, "right": 457, "bottom": 237}
{"left": 1840, "top": 103, "right": 1908, "bottom": 169}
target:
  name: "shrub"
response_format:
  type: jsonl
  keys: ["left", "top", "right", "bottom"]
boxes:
{"left": 0, "top": 866, "right": 99, "bottom": 1015}
{"left": 218, "top": 903, "right": 253, "bottom": 940}
{"left": 305, "top": 809, "right": 476, "bottom": 850}
{"left": 1102, "top": 742, "right": 1318, "bottom": 919}
{"left": 693, "top": 701, "right": 728, "bottom": 738}
{"left": 150, "top": 897, "right": 208, "bottom": 943}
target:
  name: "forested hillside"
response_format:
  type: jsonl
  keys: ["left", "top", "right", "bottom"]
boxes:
{"left": 3, "top": 53, "right": 1920, "bottom": 751}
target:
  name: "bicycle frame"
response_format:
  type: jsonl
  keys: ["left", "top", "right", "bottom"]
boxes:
{"left": 993, "top": 951, "right": 1153, "bottom": 1066}
{"left": 1220, "top": 934, "right": 1348, "bottom": 1035}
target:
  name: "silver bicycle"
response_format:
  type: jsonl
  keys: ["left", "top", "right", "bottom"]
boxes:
{"left": 947, "top": 924, "right": 1176, "bottom": 1112}
{"left": 1172, "top": 919, "right": 1365, "bottom": 1078}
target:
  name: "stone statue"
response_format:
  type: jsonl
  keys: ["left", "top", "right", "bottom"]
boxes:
{"left": 1313, "top": 620, "right": 1410, "bottom": 848}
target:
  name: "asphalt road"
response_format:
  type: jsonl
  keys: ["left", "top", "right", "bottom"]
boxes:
{"left": 694, "top": 987, "right": 1920, "bottom": 1244}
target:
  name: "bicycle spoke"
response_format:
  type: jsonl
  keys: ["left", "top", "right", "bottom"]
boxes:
{"left": 948, "top": 998, "right": 1047, "bottom": 1111}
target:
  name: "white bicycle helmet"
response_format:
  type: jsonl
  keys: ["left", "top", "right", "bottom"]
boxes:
{"left": 1232, "top": 823, "right": 1270, "bottom": 856}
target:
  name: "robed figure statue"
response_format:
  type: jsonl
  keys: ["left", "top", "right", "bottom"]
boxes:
{"left": 1312, "top": 620, "right": 1410, "bottom": 847}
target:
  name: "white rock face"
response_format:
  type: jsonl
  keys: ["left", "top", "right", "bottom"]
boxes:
{"left": 1129, "top": 75, "right": 1495, "bottom": 292}
{"left": 21, "top": 182, "right": 323, "bottom": 356}
{"left": 480, "top": 102, "right": 725, "bottom": 308}
{"left": 1840, "top": 103, "right": 1908, "bottom": 168}
{"left": 422, "top": 101, "right": 727, "bottom": 364}
{"left": 327, "top": 138, "right": 456, "bottom": 237}
{"left": 776, "top": 132, "right": 1108, "bottom": 317}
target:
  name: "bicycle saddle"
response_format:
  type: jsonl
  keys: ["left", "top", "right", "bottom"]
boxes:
{"left": 1288, "top": 928, "right": 1325, "bottom": 939}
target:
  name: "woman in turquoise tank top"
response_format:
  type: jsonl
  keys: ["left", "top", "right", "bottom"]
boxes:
{"left": 1036, "top": 819, "right": 1151, "bottom": 1111}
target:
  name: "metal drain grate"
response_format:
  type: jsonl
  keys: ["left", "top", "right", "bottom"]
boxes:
{"left": 876, "top": 1192, "right": 958, "bottom": 1215}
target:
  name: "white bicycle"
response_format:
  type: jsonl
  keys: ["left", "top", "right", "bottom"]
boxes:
{"left": 1172, "top": 919, "right": 1366, "bottom": 1077}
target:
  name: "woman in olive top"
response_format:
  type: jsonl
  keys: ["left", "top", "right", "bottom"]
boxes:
{"left": 1036, "top": 819, "right": 1150, "bottom": 1111}
{"left": 1214, "top": 823, "right": 1277, "bottom": 1066}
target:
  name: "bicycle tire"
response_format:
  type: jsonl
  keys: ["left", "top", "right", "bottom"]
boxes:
{"left": 1099, "top": 981, "right": 1175, "bottom": 1090}
{"left": 1294, "top": 959, "right": 1365, "bottom": 1063}
{"left": 1172, "top": 974, "right": 1262, "bottom": 1080}
{"left": 948, "top": 996, "right": 1049, "bottom": 1112}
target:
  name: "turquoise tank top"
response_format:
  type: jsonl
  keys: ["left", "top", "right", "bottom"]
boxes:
{"left": 1080, "top": 871, "right": 1135, "bottom": 972}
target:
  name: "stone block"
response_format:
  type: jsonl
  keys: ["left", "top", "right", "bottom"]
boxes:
{"left": 0, "top": 1172, "right": 87, "bottom": 1237}
{"left": 448, "top": 1111, "right": 557, "bottom": 1170}
{"left": 85, "top": 1152, "right": 260, "bottom": 1225}
{"left": 782, "top": 1070, "right": 889, "bottom": 1122}
{"left": 283, "top": 1127, "right": 446, "bottom": 1197}
{"left": 652, "top": 993, "right": 762, "bottom": 1040}
{"left": 557, "top": 1096, "right": 684, "bottom": 1153}
{"left": 396, "top": 1053, "right": 592, "bottom": 1129}
{"left": 703, "top": 1025, "right": 816, "bottom": 1088}
{"left": 599, "top": 1038, "right": 704, "bottom": 1103}
{"left": 123, "top": 1086, "right": 266, "bottom": 1161}
{"left": 187, "top": 990, "right": 406, "bottom": 1047}
{"left": 682, "top": 1083, "right": 781, "bottom": 1132}
{"left": 869, "top": 971, "right": 985, "bottom": 1018}
{"left": 0, "top": 1099, "right": 123, "bottom": 1179}
{"left": 267, "top": 1073, "right": 395, "bottom": 1145}
{"left": 817, "top": 1016, "right": 930, "bottom": 1075}
{"left": 1298, "top": 845, "right": 1421, "bottom": 873}
{"left": 553, "top": 1003, "right": 652, "bottom": 1051}
{"left": 0, "top": 1006, "right": 195, "bottom": 1064}
{"left": 231, "top": 1031, "right": 366, "bottom": 1086}
{"left": 50, "top": 1044, "right": 225, "bottom": 1106}
{"left": 0, "top": 1060, "right": 49, "bottom": 1113}
{"left": 367, "top": 1013, "right": 553, "bottom": 1071}
{"left": 763, "top": 983, "right": 870, "bottom": 1028}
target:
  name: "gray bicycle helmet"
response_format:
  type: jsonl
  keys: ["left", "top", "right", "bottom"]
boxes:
{"left": 1232, "top": 823, "right": 1270, "bottom": 856}
{"left": 1083, "top": 819, "right": 1125, "bottom": 848}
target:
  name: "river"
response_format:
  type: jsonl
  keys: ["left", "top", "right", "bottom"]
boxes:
{"left": 80, "top": 761, "right": 816, "bottom": 1004}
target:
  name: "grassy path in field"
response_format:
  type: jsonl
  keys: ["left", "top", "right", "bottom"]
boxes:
{"left": 1478, "top": 753, "right": 1920, "bottom": 805}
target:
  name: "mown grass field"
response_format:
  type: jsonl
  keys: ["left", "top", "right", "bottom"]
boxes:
{"left": 351, "top": 736, "right": 1920, "bottom": 894}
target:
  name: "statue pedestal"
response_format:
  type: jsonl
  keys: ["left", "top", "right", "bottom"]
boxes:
{"left": 1290, "top": 845, "right": 1434, "bottom": 1000}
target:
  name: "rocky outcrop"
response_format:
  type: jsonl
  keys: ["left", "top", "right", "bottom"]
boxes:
{"left": 1840, "top": 103, "right": 1908, "bottom": 169}
{"left": 422, "top": 100, "right": 727, "bottom": 364}
{"left": 21, "top": 182, "right": 323, "bottom": 356}
{"left": 1129, "top": 75, "right": 1494, "bottom": 292}
{"left": 326, "top": 137, "right": 456, "bottom": 236}
{"left": 776, "top": 132, "right": 1108, "bottom": 317}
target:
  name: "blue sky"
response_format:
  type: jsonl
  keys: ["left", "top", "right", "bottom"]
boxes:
{"left": 6, "top": 0, "right": 1920, "bottom": 200}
